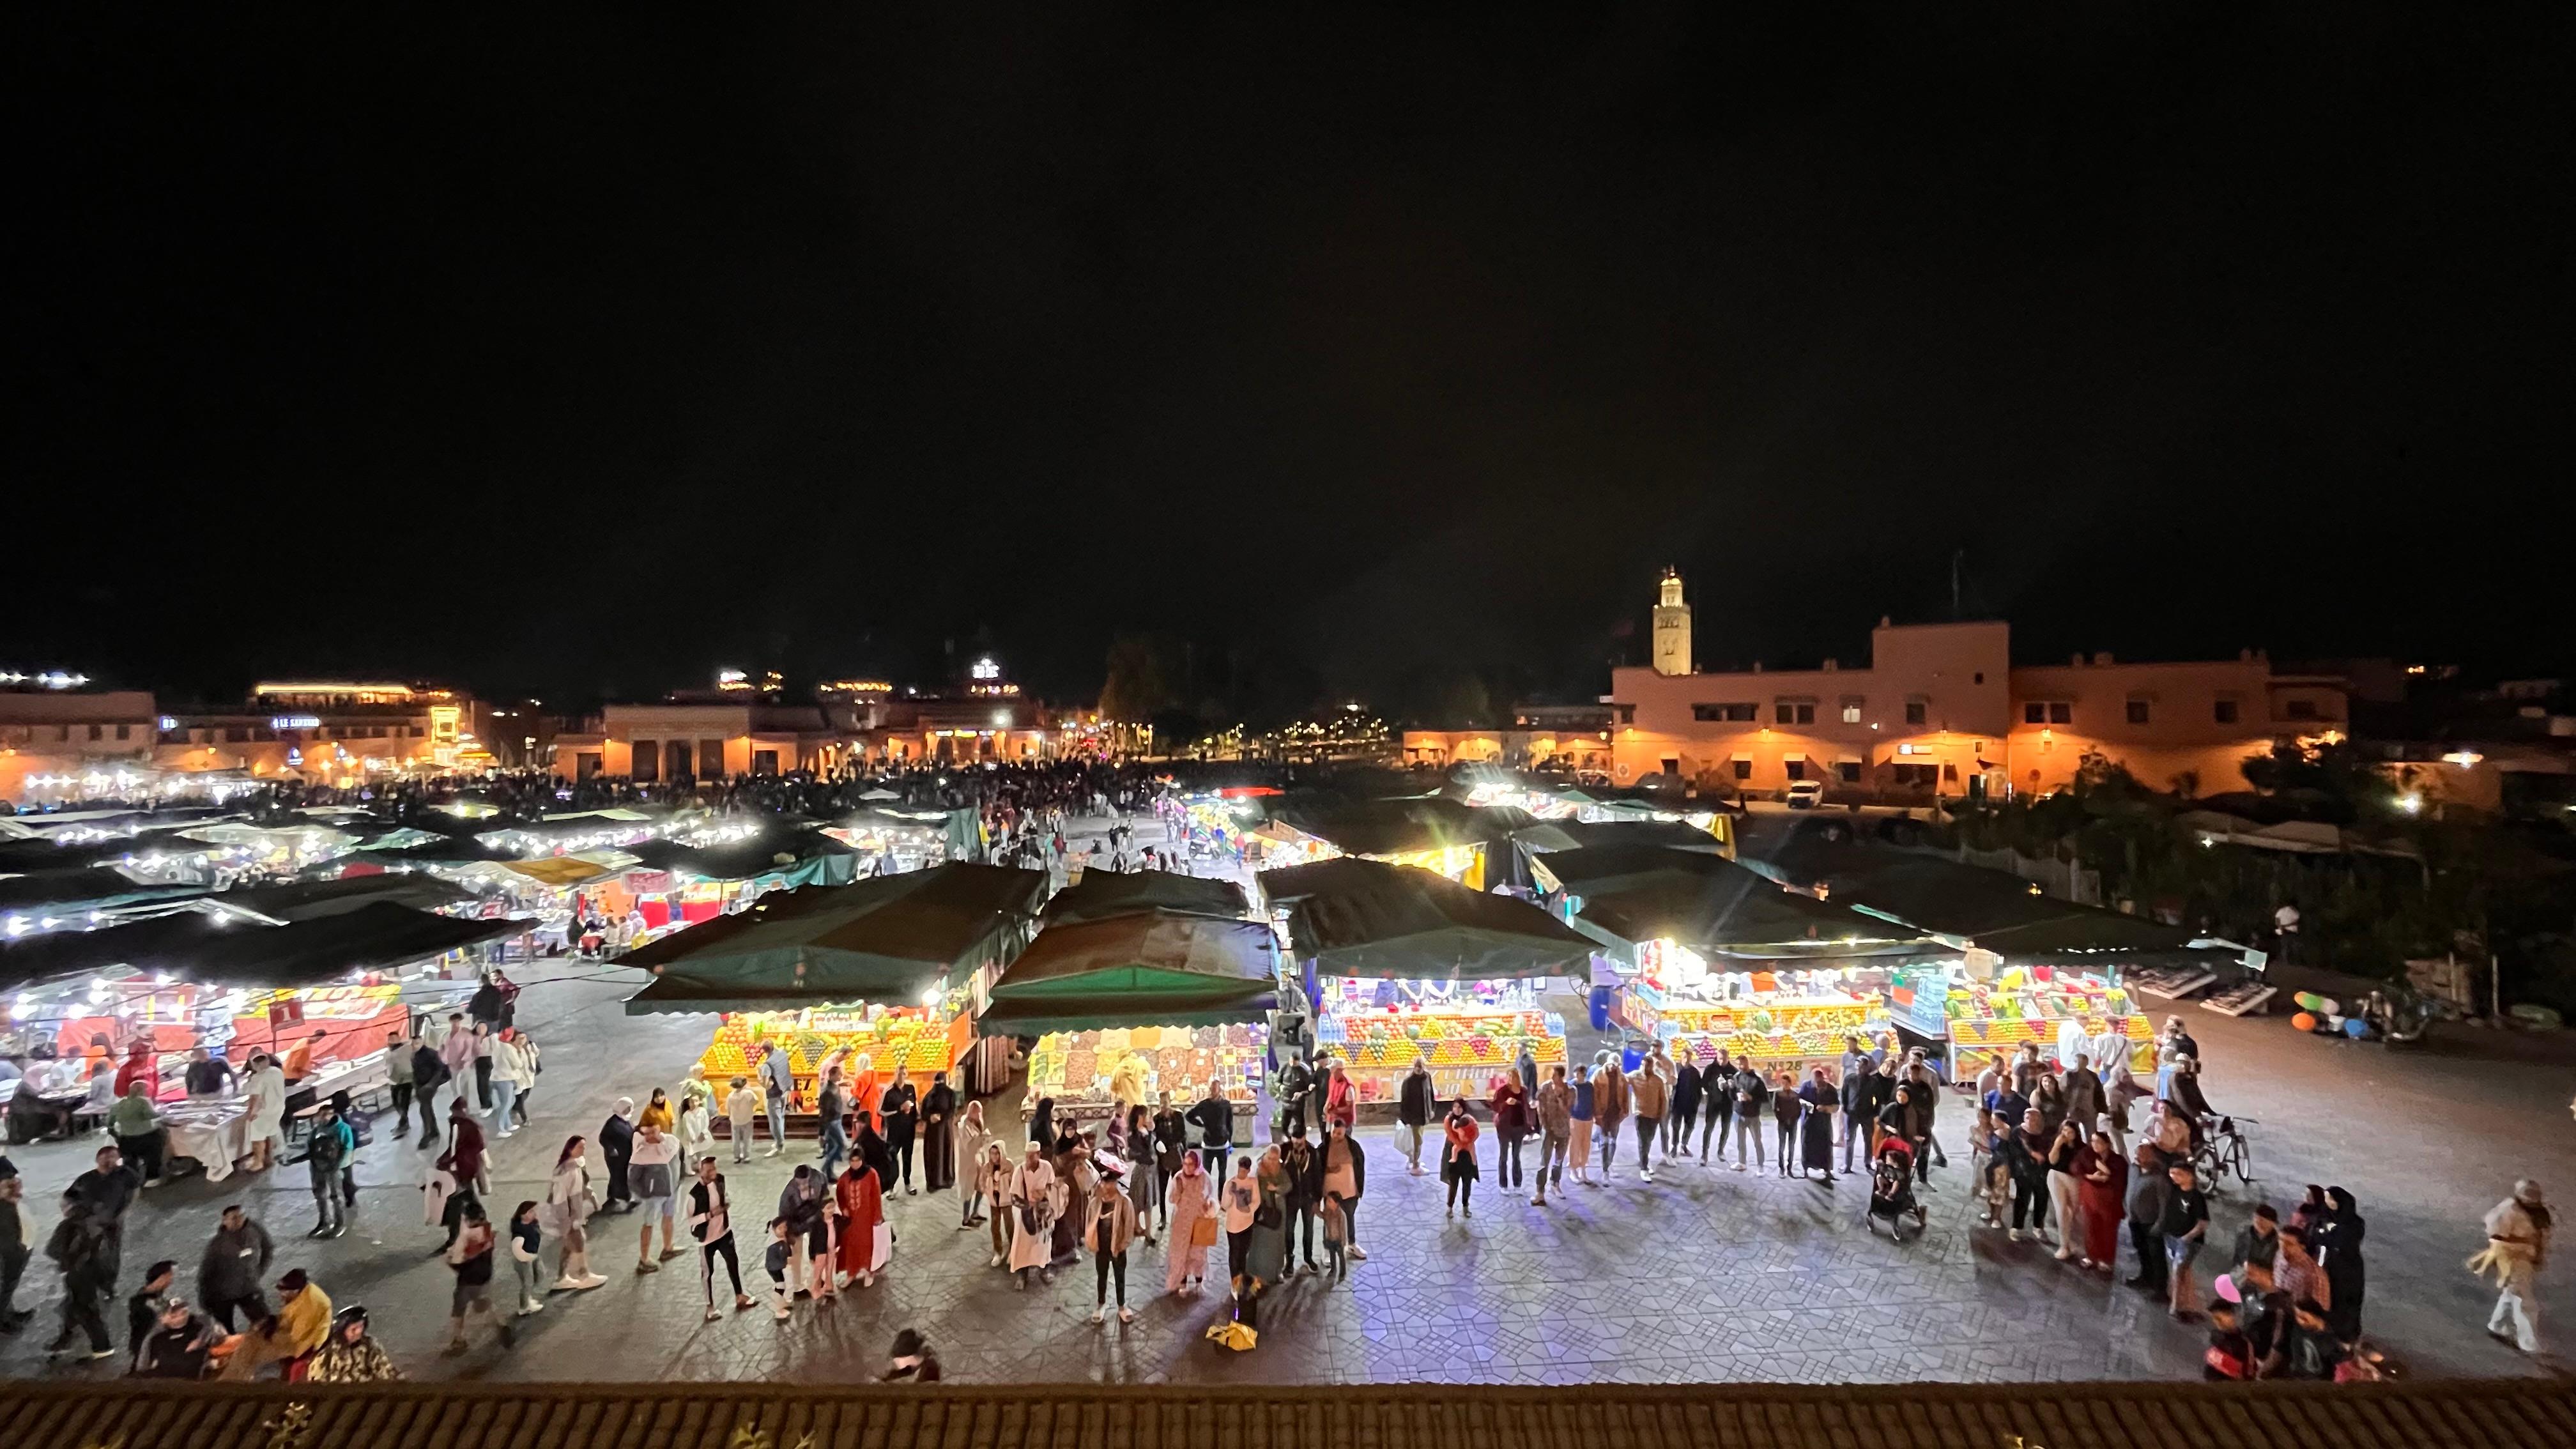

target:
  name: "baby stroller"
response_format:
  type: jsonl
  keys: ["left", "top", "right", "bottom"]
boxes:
{"left": 1863, "top": 1137, "right": 1927, "bottom": 1241}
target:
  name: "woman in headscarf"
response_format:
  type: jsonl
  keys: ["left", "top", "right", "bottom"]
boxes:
{"left": 1028, "top": 1096, "right": 1057, "bottom": 1158}
{"left": 2288, "top": 1184, "right": 2330, "bottom": 1239}
{"left": 855, "top": 1113, "right": 897, "bottom": 1197}
{"left": 956, "top": 1100, "right": 995, "bottom": 1229}
{"left": 1441, "top": 1097, "right": 1482, "bottom": 1218}
{"left": 1050, "top": 1131, "right": 1089, "bottom": 1263}
{"left": 1241, "top": 1146, "right": 1289, "bottom": 1330}
{"left": 880, "top": 1070, "right": 920, "bottom": 1193}
{"left": 1164, "top": 1149, "right": 1214, "bottom": 1295}
{"left": 834, "top": 1159, "right": 887, "bottom": 1289}
{"left": 847, "top": 1052, "right": 883, "bottom": 1131}
{"left": 2314, "top": 1186, "right": 2366, "bottom": 1341}
{"left": 920, "top": 1071, "right": 958, "bottom": 1193}
{"left": 1796, "top": 1066, "right": 1839, "bottom": 1184}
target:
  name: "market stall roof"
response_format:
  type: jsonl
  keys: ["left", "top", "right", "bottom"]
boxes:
{"left": 1039, "top": 870, "right": 1248, "bottom": 926}
{"left": 976, "top": 909, "right": 1279, "bottom": 1034}
{"left": 496, "top": 854, "right": 634, "bottom": 889}
{"left": 620, "top": 829, "right": 858, "bottom": 885}
{"left": 1575, "top": 866, "right": 1933, "bottom": 960}
{"left": 0, "top": 901, "right": 526, "bottom": 992}
{"left": 1526, "top": 819, "right": 1729, "bottom": 855}
{"left": 0, "top": 868, "right": 206, "bottom": 914}
{"left": 1259, "top": 857, "right": 1592, "bottom": 980}
{"left": 621, "top": 862, "right": 1047, "bottom": 1015}
{"left": 211, "top": 873, "right": 477, "bottom": 921}
{"left": 1528, "top": 843, "right": 1740, "bottom": 897}
{"left": 1265, "top": 795, "right": 1490, "bottom": 858}
{"left": 1826, "top": 855, "right": 2200, "bottom": 955}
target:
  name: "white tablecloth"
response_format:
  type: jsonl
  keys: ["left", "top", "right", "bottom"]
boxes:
{"left": 163, "top": 1108, "right": 252, "bottom": 1182}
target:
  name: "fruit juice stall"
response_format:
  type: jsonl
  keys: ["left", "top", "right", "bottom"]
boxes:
{"left": 1926, "top": 956, "right": 2154, "bottom": 1074}
{"left": 1618, "top": 937, "right": 1894, "bottom": 1077}
{"left": 1312, "top": 975, "right": 1568, "bottom": 1103}
{"left": 975, "top": 910, "right": 1281, "bottom": 1135}
{"left": 694, "top": 995, "right": 973, "bottom": 1112}
{"left": 620, "top": 862, "right": 1052, "bottom": 1122}
{"left": 1261, "top": 855, "right": 1593, "bottom": 1108}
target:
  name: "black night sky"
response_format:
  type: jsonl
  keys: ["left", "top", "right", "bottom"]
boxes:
{"left": 8, "top": 9, "right": 2572, "bottom": 720}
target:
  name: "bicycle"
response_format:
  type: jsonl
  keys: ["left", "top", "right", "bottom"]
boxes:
{"left": 2193, "top": 1114, "right": 2256, "bottom": 1190}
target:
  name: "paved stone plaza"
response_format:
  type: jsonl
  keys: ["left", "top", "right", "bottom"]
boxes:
{"left": 6, "top": 932, "right": 2573, "bottom": 1386}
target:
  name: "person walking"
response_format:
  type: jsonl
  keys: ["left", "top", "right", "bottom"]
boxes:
{"left": 777, "top": 1164, "right": 834, "bottom": 1301}
{"left": 627, "top": 1120, "right": 682, "bottom": 1273}
{"left": 1085, "top": 1167, "right": 1138, "bottom": 1324}
{"left": 410, "top": 1033, "right": 450, "bottom": 1145}
{"left": 544, "top": 1137, "right": 608, "bottom": 1291}
{"left": 1489, "top": 1072, "right": 1529, "bottom": 1195}
{"left": 1590, "top": 1053, "right": 1629, "bottom": 1181}
{"left": 686, "top": 1157, "right": 754, "bottom": 1320}
{"left": 1152, "top": 1089, "right": 1188, "bottom": 1206}
{"left": 505, "top": 1201, "right": 546, "bottom": 1317}
{"left": 1220, "top": 1156, "right": 1259, "bottom": 1297}
{"left": 2062, "top": 1052, "right": 2104, "bottom": 1140}
{"left": 1567, "top": 1058, "right": 1595, "bottom": 1186}
{"left": 1533, "top": 1063, "right": 1572, "bottom": 1205}
{"left": 1839, "top": 1059, "right": 1880, "bottom": 1176}
{"left": 1123, "top": 1105, "right": 1160, "bottom": 1243}
{"left": 1998, "top": 1109, "right": 2051, "bottom": 1239}
{"left": 1731, "top": 1060, "right": 1769, "bottom": 1172}
{"left": 977, "top": 1143, "right": 1016, "bottom": 1268}
{"left": 45, "top": 1193, "right": 114, "bottom": 1360}
{"left": 1165, "top": 1149, "right": 1215, "bottom": 1295}
{"left": 598, "top": 1100, "right": 638, "bottom": 1215}
{"left": 443, "top": 1206, "right": 512, "bottom": 1354}
{"left": 107, "top": 1081, "right": 166, "bottom": 1188}
{"left": 1397, "top": 1056, "right": 1434, "bottom": 1176}
{"left": 1240, "top": 1149, "right": 1288, "bottom": 1331}
{"left": 491, "top": 1030, "right": 535, "bottom": 1139}
{"left": 1630, "top": 1045, "right": 1669, "bottom": 1182}
{"left": 1319, "top": 1118, "right": 1366, "bottom": 1262}
{"left": 2476, "top": 1180, "right": 2550, "bottom": 1354}
{"left": 1441, "top": 1098, "right": 1481, "bottom": 1218}
{"left": 197, "top": 1204, "right": 273, "bottom": 1332}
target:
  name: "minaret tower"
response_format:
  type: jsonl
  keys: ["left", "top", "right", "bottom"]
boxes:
{"left": 1651, "top": 567, "right": 1692, "bottom": 677}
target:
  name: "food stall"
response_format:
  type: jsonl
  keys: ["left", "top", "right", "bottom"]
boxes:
{"left": 622, "top": 862, "right": 1049, "bottom": 1115}
{"left": 1262, "top": 856, "right": 1591, "bottom": 1110}
{"left": 977, "top": 909, "right": 1280, "bottom": 1131}
{"left": 1564, "top": 853, "right": 1942, "bottom": 1074}
{"left": 1906, "top": 954, "right": 2154, "bottom": 1074}
{"left": 1312, "top": 976, "right": 1567, "bottom": 1102}
{"left": 1, "top": 903, "right": 519, "bottom": 1168}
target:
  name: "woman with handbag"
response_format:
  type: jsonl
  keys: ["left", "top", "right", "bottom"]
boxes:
{"left": 1165, "top": 1150, "right": 1215, "bottom": 1295}
{"left": 545, "top": 1137, "right": 608, "bottom": 1291}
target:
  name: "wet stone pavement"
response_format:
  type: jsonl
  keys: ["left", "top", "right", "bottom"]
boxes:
{"left": 4, "top": 876, "right": 2573, "bottom": 1384}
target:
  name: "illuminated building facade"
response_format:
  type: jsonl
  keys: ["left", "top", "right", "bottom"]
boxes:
{"left": 153, "top": 682, "right": 495, "bottom": 785}
{"left": 0, "top": 686, "right": 161, "bottom": 802}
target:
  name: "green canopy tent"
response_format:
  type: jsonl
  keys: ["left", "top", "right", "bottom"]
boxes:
{"left": 976, "top": 909, "right": 1280, "bottom": 1036}
{"left": 1038, "top": 869, "right": 1248, "bottom": 927}
{"left": 620, "top": 862, "right": 1046, "bottom": 1015}
{"left": 1823, "top": 855, "right": 2202, "bottom": 958}
{"left": 1573, "top": 866, "right": 1936, "bottom": 963}
{"left": 1526, "top": 843, "right": 1742, "bottom": 900}
{"left": 1259, "top": 857, "right": 1592, "bottom": 980}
